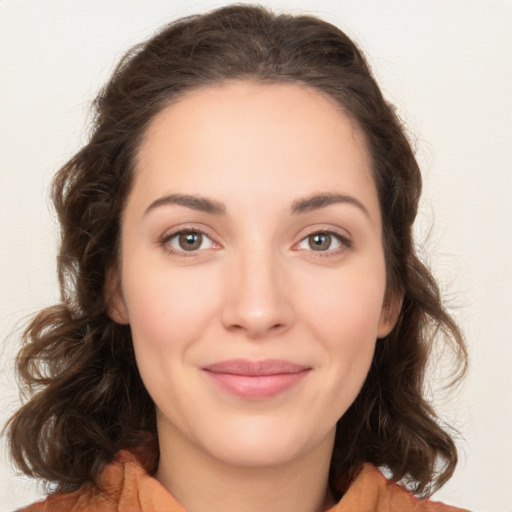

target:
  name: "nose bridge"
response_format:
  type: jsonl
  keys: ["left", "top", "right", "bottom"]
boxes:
{"left": 221, "top": 239, "right": 293, "bottom": 337}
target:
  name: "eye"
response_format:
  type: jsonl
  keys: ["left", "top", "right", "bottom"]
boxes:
{"left": 296, "top": 231, "right": 350, "bottom": 253}
{"left": 164, "top": 230, "right": 215, "bottom": 253}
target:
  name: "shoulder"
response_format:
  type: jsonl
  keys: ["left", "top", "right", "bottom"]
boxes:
{"left": 14, "top": 484, "right": 114, "bottom": 512}
{"left": 332, "top": 464, "right": 469, "bottom": 512}
{"left": 14, "top": 450, "right": 139, "bottom": 512}
{"left": 14, "top": 444, "right": 182, "bottom": 512}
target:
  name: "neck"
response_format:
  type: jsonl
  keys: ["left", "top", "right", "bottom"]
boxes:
{"left": 155, "top": 423, "right": 336, "bottom": 512}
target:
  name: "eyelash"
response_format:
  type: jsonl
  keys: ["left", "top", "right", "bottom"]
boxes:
{"left": 159, "top": 227, "right": 216, "bottom": 257}
{"left": 158, "top": 227, "right": 352, "bottom": 258}
{"left": 294, "top": 228, "right": 353, "bottom": 257}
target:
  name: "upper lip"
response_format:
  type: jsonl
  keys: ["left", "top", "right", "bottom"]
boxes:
{"left": 202, "top": 359, "right": 311, "bottom": 376}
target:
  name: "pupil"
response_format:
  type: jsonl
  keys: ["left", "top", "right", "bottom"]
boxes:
{"left": 309, "top": 233, "right": 331, "bottom": 251}
{"left": 179, "top": 232, "right": 202, "bottom": 250}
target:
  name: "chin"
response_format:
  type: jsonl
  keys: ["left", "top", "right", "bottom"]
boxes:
{"left": 196, "top": 416, "right": 333, "bottom": 469}
{"left": 210, "top": 440, "right": 305, "bottom": 468}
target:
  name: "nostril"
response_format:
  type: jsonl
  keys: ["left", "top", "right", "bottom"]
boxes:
{"left": 220, "top": 273, "right": 296, "bottom": 337}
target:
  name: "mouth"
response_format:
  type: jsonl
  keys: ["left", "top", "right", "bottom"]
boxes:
{"left": 202, "top": 359, "right": 311, "bottom": 400}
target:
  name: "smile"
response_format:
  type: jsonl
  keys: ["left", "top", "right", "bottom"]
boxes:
{"left": 202, "top": 359, "right": 312, "bottom": 400}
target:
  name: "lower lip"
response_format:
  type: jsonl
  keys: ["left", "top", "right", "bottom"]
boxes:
{"left": 204, "top": 370, "right": 310, "bottom": 400}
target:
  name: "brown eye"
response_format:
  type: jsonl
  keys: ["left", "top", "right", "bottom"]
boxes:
{"left": 308, "top": 233, "right": 332, "bottom": 251}
{"left": 296, "top": 231, "right": 348, "bottom": 254}
{"left": 165, "top": 230, "right": 214, "bottom": 253}
{"left": 178, "top": 232, "right": 203, "bottom": 251}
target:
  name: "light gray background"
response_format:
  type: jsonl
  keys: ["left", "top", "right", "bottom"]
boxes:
{"left": 1, "top": 1, "right": 511, "bottom": 510}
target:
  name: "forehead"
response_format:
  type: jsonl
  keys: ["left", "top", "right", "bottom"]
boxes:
{"left": 141, "top": 80, "right": 366, "bottom": 155}
{"left": 132, "top": 81, "right": 379, "bottom": 223}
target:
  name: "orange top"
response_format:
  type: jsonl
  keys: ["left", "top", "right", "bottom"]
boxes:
{"left": 18, "top": 447, "right": 468, "bottom": 512}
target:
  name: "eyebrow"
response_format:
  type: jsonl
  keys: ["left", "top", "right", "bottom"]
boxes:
{"left": 144, "top": 192, "right": 369, "bottom": 218}
{"left": 290, "top": 193, "right": 370, "bottom": 218}
{"left": 144, "top": 193, "right": 226, "bottom": 216}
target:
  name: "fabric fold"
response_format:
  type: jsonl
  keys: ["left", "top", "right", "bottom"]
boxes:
{"left": 18, "top": 447, "right": 467, "bottom": 512}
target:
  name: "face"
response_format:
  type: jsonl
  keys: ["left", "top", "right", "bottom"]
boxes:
{"left": 110, "top": 81, "right": 397, "bottom": 470}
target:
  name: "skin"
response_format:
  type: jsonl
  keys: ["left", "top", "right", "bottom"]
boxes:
{"left": 109, "top": 81, "right": 399, "bottom": 512}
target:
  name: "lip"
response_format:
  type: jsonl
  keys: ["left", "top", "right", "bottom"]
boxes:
{"left": 202, "top": 359, "right": 311, "bottom": 400}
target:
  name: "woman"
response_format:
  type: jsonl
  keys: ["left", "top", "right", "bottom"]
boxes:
{"left": 6, "top": 5, "right": 468, "bottom": 511}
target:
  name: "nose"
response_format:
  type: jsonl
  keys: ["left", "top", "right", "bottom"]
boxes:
{"left": 221, "top": 247, "right": 295, "bottom": 339}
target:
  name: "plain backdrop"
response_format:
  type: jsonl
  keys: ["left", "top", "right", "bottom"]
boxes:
{"left": 1, "top": 1, "right": 511, "bottom": 511}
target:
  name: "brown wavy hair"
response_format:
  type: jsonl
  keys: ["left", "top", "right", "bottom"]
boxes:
{"left": 6, "top": 4, "right": 467, "bottom": 499}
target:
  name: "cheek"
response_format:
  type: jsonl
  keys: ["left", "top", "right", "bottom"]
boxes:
{"left": 304, "top": 261, "right": 386, "bottom": 339}
{"left": 121, "top": 258, "right": 222, "bottom": 351}
{"left": 299, "top": 256, "right": 386, "bottom": 386}
{"left": 310, "top": 284, "right": 382, "bottom": 420}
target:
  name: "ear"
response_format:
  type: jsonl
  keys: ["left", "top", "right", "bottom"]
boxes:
{"left": 377, "top": 291, "right": 403, "bottom": 339}
{"left": 104, "top": 267, "right": 130, "bottom": 325}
